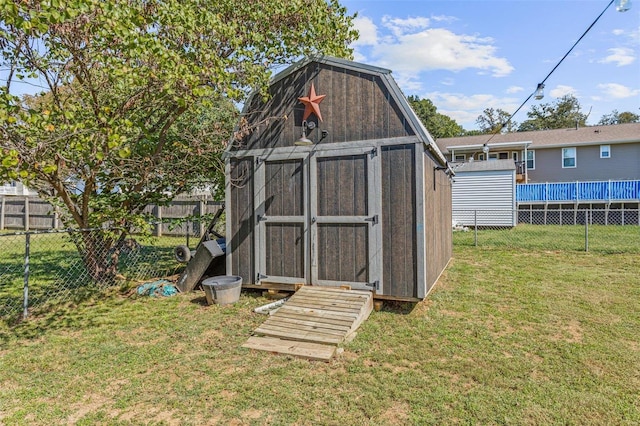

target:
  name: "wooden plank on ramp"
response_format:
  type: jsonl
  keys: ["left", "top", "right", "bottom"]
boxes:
{"left": 242, "top": 286, "right": 373, "bottom": 361}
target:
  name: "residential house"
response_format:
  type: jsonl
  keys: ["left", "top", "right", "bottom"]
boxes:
{"left": 437, "top": 123, "right": 640, "bottom": 223}
{"left": 437, "top": 122, "right": 640, "bottom": 183}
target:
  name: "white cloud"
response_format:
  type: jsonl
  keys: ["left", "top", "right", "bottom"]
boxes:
{"left": 373, "top": 28, "right": 514, "bottom": 78}
{"left": 425, "top": 91, "right": 520, "bottom": 127}
{"left": 353, "top": 16, "right": 378, "bottom": 46}
{"left": 506, "top": 86, "right": 523, "bottom": 94}
{"left": 350, "top": 13, "right": 514, "bottom": 90}
{"left": 549, "top": 85, "right": 578, "bottom": 98}
{"left": 382, "top": 16, "right": 431, "bottom": 37}
{"left": 599, "top": 47, "right": 636, "bottom": 66}
{"left": 597, "top": 83, "right": 640, "bottom": 99}
{"left": 440, "top": 77, "right": 455, "bottom": 86}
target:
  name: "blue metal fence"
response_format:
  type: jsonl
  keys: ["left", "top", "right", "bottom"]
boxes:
{"left": 517, "top": 180, "right": 640, "bottom": 203}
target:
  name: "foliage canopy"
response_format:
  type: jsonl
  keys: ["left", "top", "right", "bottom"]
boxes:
{"left": 517, "top": 94, "right": 588, "bottom": 132}
{"left": 0, "top": 0, "right": 357, "bottom": 280}
{"left": 407, "top": 95, "right": 463, "bottom": 138}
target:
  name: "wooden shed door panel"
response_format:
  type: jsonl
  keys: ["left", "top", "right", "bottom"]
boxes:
{"left": 311, "top": 150, "right": 379, "bottom": 291}
{"left": 256, "top": 157, "right": 307, "bottom": 283}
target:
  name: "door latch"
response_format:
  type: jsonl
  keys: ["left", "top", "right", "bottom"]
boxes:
{"left": 366, "top": 280, "right": 379, "bottom": 290}
{"left": 364, "top": 215, "right": 378, "bottom": 225}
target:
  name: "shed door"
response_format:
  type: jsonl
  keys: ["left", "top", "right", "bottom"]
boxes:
{"left": 310, "top": 148, "right": 380, "bottom": 291}
{"left": 255, "top": 154, "right": 308, "bottom": 285}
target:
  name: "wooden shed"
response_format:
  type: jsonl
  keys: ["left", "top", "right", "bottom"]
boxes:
{"left": 224, "top": 56, "right": 452, "bottom": 301}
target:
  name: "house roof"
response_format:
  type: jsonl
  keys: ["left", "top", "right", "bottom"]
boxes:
{"left": 436, "top": 122, "right": 640, "bottom": 154}
{"left": 453, "top": 159, "right": 516, "bottom": 173}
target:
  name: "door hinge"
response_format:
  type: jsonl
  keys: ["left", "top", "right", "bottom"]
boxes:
{"left": 256, "top": 157, "right": 264, "bottom": 166}
{"left": 257, "top": 214, "right": 268, "bottom": 223}
{"left": 256, "top": 273, "right": 268, "bottom": 282}
{"left": 366, "top": 280, "right": 379, "bottom": 290}
{"left": 364, "top": 214, "right": 378, "bottom": 225}
{"left": 370, "top": 147, "right": 377, "bottom": 158}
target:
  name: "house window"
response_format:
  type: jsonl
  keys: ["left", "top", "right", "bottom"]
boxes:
{"left": 526, "top": 150, "right": 535, "bottom": 170}
{"left": 600, "top": 145, "right": 610, "bottom": 158}
{"left": 478, "top": 153, "right": 485, "bottom": 161}
{"left": 454, "top": 154, "right": 466, "bottom": 162}
{"left": 489, "top": 153, "right": 498, "bottom": 160}
{"left": 498, "top": 152, "right": 509, "bottom": 160}
{"left": 562, "top": 147, "right": 576, "bottom": 168}
{"left": 512, "top": 152, "right": 518, "bottom": 162}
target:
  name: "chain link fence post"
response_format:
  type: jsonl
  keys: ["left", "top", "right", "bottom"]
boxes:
{"left": 23, "top": 232, "right": 30, "bottom": 319}
{"left": 474, "top": 210, "right": 478, "bottom": 247}
{"left": 583, "top": 209, "right": 588, "bottom": 252}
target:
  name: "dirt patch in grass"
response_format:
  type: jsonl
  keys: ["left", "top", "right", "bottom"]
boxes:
{"left": 378, "top": 401, "right": 411, "bottom": 425}
{"left": 551, "top": 319, "right": 583, "bottom": 343}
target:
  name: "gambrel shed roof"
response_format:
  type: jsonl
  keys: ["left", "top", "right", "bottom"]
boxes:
{"left": 225, "top": 55, "right": 449, "bottom": 168}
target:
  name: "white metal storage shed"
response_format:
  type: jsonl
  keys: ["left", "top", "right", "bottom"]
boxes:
{"left": 451, "top": 159, "right": 516, "bottom": 227}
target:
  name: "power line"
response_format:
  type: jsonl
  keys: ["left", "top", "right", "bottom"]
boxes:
{"left": 485, "top": 0, "right": 617, "bottom": 144}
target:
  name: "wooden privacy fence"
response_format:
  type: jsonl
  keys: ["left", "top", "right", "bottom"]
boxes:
{"left": 0, "top": 195, "right": 223, "bottom": 235}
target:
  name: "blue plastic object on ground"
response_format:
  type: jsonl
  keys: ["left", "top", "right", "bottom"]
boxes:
{"left": 137, "top": 280, "right": 178, "bottom": 297}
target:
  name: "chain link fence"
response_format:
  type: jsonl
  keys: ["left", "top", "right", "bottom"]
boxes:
{"left": 2, "top": 208, "right": 638, "bottom": 322}
{"left": 453, "top": 208, "right": 640, "bottom": 253}
{"left": 0, "top": 220, "right": 208, "bottom": 322}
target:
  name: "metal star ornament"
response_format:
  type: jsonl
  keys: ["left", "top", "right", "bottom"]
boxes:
{"left": 298, "top": 83, "right": 326, "bottom": 122}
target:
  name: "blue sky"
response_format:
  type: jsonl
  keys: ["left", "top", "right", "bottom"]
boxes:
{"left": 342, "top": 0, "right": 640, "bottom": 130}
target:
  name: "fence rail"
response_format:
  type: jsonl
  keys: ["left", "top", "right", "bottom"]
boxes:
{"left": 0, "top": 195, "right": 223, "bottom": 233}
{"left": 517, "top": 180, "right": 640, "bottom": 203}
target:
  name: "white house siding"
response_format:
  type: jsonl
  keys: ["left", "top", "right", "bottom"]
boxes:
{"left": 452, "top": 162, "right": 516, "bottom": 227}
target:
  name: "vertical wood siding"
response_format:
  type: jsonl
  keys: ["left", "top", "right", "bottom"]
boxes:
{"left": 229, "top": 158, "right": 254, "bottom": 284}
{"left": 424, "top": 151, "right": 452, "bottom": 292}
{"left": 266, "top": 223, "right": 304, "bottom": 278}
{"left": 232, "top": 63, "right": 415, "bottom": 152}
{"left": 317, "top": 155, "right": 368, "bottom": 216}
{"left": 264, "top": 159, "right": 305, "bottom": 278}
{"left": 317, "top": 224, "right": 369, "bottom": 283}
{"left": 316, "top": 154, "right": 369, "bottom": 283}
{"left": 381, "top": 144, "right": 417, "bottom": 298}
{"left": 265, "top": 160, "right": 303, "bottom": 216}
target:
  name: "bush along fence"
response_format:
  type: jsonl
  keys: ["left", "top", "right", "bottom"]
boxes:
{"left": 452, "top": 208, "right": 640, "bottom": 253}
{"left": 0, "top": 221, "right": 200, "bottom": 322}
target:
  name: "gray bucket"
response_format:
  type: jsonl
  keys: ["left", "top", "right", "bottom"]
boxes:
{"left": 202, "top": 275, "right": 242, "bottom": 305}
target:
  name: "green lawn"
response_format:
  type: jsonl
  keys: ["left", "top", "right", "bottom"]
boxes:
{"left": 1, "top": 246, "right": 638, "bottom": 425}
{"left": 454, "top": 224, "right": 640, "bottom": 253}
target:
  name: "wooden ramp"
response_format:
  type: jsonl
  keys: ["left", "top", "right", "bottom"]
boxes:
{"left": 243, "top": 286, "right": 373, "bottom": 361}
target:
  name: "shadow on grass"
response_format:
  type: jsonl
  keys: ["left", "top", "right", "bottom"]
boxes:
{"left": 377, "top": 300, "right": 418, "bottom": 315}
{"left": 0, "top": 286, "right": 126, "bottom": 341}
